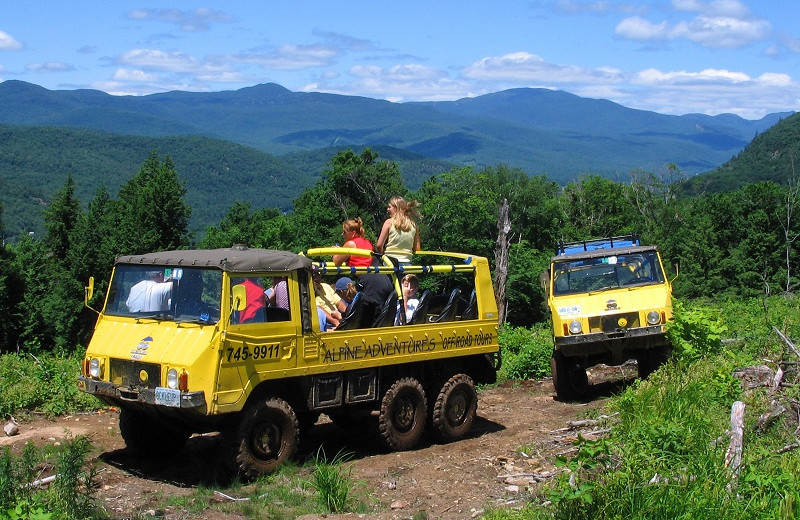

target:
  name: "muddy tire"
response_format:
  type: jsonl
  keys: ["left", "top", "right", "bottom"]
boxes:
{"left": 225, "top": 397, "right": 298, "bottom": 479}
{"left": 430, "top": 374, "right": 477, "bottom": 443}
{"left": 119, "top": 409, "right": 191, "bottom": 457}
{"left": 551, "top": 351, "right": 589, "bottom": 401}
{"left": 378, "top": 377, "right": 426, "bottom": 451}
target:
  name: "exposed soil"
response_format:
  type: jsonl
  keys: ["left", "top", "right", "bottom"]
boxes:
{"left": 1, "top": 364, "right": 637, "bottom": 520}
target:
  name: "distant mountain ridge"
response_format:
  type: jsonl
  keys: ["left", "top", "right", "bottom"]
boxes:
{"left": 0, "top": 80, "right": 790, "bottom": 184}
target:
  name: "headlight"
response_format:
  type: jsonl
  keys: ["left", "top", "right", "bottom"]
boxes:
{"left": 166, "top": 368, "right": 179, "bottom": 389}
{"left": 647, "top": 311, "right": 661, "bottom": 325}
{"left": 568, "top": 319, "right": 583, "bottom": 334}
{"left": 89, "top": 358, "right": 101, "bottom": 378}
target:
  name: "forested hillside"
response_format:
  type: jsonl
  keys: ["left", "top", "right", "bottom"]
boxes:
{"left": 0, "top": 80, "right": 789, "bottom": 183}
{"left": 0, "top": 124, "right": 453, "bottom": 240}
{"left": 685, "top": 112, "right": 800, "bottom": 193}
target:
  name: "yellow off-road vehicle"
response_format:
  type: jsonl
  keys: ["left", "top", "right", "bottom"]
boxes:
{"left": 542, "top": 236, "right": 673, "bottom": 400}
{"left": 78, "top": 245, "right": 500, "bottom": 477}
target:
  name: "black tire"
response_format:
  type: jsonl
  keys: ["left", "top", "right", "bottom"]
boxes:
{"left": 430, "top": 374, "right": 477, "bottom": 443}
{"left": 378, "top": 377, "right": 426, "bottom": 451}
{"left": 225, "top": 397, "right": 299, "bottom": 479}
{"left": 551, "top": 351, "right": 589, "bottom": 401}
{"left": 119, "top": 409, "right": 191, "bottom": 457}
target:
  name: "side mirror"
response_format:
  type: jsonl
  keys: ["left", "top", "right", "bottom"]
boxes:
{"left": 669, "top": 258, "right": 680, "bottom": 282}
{"left": 232, "top": 284, "right": 247, "bottom": 311}
{"left": 85, "top": 277, "right": 94, "bottom": 303}
{"left": 84, "top": 277, "right": 100, "bottom": 315}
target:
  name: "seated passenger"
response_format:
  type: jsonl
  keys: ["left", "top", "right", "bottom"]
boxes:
{"left": 335, "top": 276, "right": 356, "bottom": 306}
{"left": 126, "top": 270, "right": 173, "bottom": 312}
{"left": 333, "top": 218, "right": 374, "bottom": 267}
{"left": 266, "top": 276, "right": 290, "bottom": 310}
{"left": 395, "top": 274, "right": 419, "bottom": 325}
{"left": 376, "top": 196, "right": 422, "bottom": 265}
{"left": 233, "top": 277, "right": 266, "bottom": 323}
{"left": 313, "top": 269, "right": 347, "bottom": 329}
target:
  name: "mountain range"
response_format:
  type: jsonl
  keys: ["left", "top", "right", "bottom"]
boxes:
{"left": 0, "top": 80, "right": 790, "bottom": 183}
{"left": 0, "top": 80, "right": 794, "bottom": 239}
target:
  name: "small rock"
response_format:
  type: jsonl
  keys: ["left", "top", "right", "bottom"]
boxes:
{"left": 390, "top": 499, "right": 407, "bottom": 510}
{"left": 3, "top": 422, "right": 19, "bottom": 437}
{"left": 506, "top": 485, "right": 520, "bottom": 493}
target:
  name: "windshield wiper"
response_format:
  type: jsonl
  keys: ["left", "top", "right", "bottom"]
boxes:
{"left": 135, "top": 312, "right": 174, "bottom": 322}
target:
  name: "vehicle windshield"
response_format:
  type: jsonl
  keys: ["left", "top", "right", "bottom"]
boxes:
{"left": 552, "top": 250, "right": 665, "bottom": 296}
{"left": 104, "top": 264, "right": 222, "bottom": 323}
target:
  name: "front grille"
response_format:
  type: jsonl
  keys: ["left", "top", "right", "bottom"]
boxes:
{"left": 109, "top": 359, "right": 161, "bottom": 390}
{"left": 589, "top": 312, "right": 640, "bottom": 333}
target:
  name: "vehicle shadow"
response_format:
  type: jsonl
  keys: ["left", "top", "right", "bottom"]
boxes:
{"left": 100, "top": 413, "right": 506, "bottom": 487}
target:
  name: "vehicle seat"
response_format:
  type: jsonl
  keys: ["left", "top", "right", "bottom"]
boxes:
{"left": 371, "top": 291, "right": 399, "bottom": 328}
{"left": 335, "top": 292, "right": 365, "bottom": 330}
{"left": 407, "top": 290, "right": 431, "bottom": 325}
{"left": 460, "top": 289, "right": 478, "bottom": 320}
{"left": 430, "top": 288, "right": 462, "bottom": 323}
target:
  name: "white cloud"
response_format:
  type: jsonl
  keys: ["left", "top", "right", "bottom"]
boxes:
{"left": 309, "top": 63, "right": 473, "bottom": 102}
{"left": 231, "top": 43, "right": 339, "bottom": 70}
{"left": 26, "top": 62, "right": 74, "bottom": 72}
{"left": 126, "top": 8, "right": 234, "bottom": 32}
{"left": 462, "top": 52, "right": 623, "bottom": 85}
{"left": 116, "top": 49, "right": 202, "bottom": 72}
{"left": 0, "top": 30, "right": 22, "bottom": 50}
{"left": 112, "top": 68, "right": 159, "bottom": 82}
{"left": 615, "top": 0, "right": 770, "bottom": 48}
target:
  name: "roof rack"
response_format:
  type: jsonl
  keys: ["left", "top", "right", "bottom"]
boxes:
{"left": 556, "top": 234, "right": 640, "bottom": 255}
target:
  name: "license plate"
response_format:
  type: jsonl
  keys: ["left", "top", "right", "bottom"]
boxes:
{"left": 155, "top": 387, "right": 181, "bottom": 407}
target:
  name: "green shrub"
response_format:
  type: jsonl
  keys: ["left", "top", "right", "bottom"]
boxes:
{"left": 666, "top": 299, "right": 727, "bottom": 364}
{"left": 498, "top": 324, "right": 553, "bottom": 381}
{"left": 0, "top": 352, "right": 103, "bottom": 418}
{"left": 0, "top": 438, "right": 101, "bottom": 520}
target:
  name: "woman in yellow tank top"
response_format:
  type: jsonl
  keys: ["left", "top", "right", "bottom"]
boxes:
{"left": 376, "top": 196, "right": 422, "bottom": 264}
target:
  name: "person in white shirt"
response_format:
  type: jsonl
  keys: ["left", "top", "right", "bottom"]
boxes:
{"left": 126, "top": 270, "right": 173, "bottom": 312}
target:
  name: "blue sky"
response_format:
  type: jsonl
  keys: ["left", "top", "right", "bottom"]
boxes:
{"left": 1, "top": 0, "right": 798, "bottom": 119}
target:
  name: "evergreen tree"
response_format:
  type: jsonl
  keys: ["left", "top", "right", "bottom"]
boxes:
{"left": 114, "top": 151, "right": 191, "bottom": 254}
{"left": 43, "top": 173, "right": 81, "bottom": 262}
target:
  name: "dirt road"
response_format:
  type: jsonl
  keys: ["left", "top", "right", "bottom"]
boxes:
{"left": 2, "top": 367, "right": 635, "bottom": 520}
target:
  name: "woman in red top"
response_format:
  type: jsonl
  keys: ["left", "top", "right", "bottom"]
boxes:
{"left": 333, "top": 217, "right": 374, "bottom": 267}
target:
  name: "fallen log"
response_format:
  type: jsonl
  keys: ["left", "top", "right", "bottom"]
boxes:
{"left": 725, "top": 401, "right": 745, "bottom": 491}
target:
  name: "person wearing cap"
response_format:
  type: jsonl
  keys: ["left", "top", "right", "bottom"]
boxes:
{"left": 335, "top": 276, "right": 356, "bottom": 306}
{"left": 126, "top": 270, "right": 173, "bottom": 312}
{"left": 333, "top": 218, "right": 374, "bottom": 267}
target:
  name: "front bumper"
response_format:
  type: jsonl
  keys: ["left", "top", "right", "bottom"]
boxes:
{"left": 554, "top": 325, "right": 669, "bottom": 362}
{"left": 78, "top": 376, "right": 206, "bottom": 411}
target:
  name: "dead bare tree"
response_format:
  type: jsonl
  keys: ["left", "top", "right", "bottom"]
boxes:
{"left": 780, "top": 154, "right": 800, "bottom": 295}
{"left": 494, "top": 199, "right": 510, "bottom": 324}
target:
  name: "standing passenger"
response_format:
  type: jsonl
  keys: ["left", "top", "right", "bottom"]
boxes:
{"left": 333, "top": 218, "right": 374, "bottom": 267}
{"left": 376, "top": 196, "right": 421, "bottom": 264}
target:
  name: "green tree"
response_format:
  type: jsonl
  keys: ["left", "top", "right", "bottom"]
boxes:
{"left": 416, "top": 167, "right": 497, "bottom": 257}
{"left": 559, "top": 174, "right": 637, "bottom": 240}
{"left": 200, "top": 202, "right": 283, "bottom": 249}
{"left": 114, "top": 151, "right": 191, "bottom": 254}
{"left": 43, "top": 174, "right": 81, "bottom": 262}
{"left": 290, "top": 148, "right": 406, "bottom": 249}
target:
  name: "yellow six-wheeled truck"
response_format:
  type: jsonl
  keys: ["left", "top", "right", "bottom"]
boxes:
{"left": 542, "top": 236, "right": 674, "bottom": 400}
{"left": 78, "top": 245, "right": 500, "bottom": 477}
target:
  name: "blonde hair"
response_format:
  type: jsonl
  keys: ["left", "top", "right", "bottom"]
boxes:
{"left": 342, "top": 217, "right": 366, "bottom": 237}
{"left": 389, "top": 196, "right": 421, "bottom": 232}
